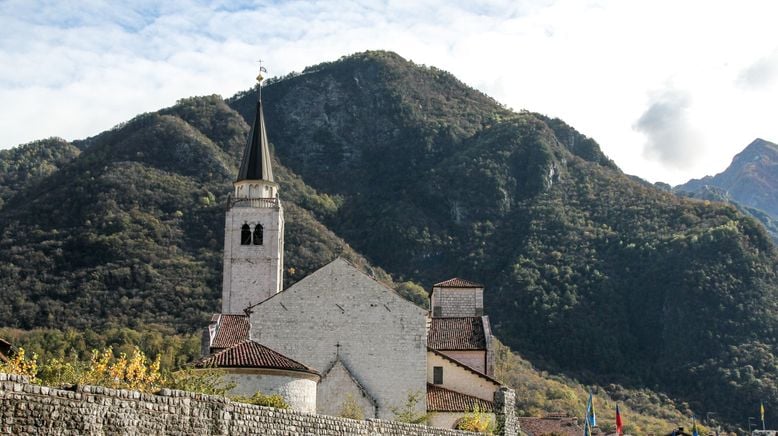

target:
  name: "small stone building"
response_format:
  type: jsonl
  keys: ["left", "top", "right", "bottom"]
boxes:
{"left": 426, "top": 278, "right": 503, "bottom": 428}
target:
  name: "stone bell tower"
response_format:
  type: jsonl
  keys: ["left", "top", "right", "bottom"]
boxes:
{"left": 222, "top": 70, "right": 284, "bottom": 314}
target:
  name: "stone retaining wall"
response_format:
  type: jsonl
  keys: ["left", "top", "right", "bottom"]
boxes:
{"left": 0, "top": 373, "right": 516, "bottom": 435}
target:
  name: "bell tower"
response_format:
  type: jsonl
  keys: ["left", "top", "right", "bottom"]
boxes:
{"left": 222, "top": 68, "right": 284, "bottom": 314}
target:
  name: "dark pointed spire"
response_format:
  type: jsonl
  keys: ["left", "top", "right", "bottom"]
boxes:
{"left": 237, "top": 85, "right": 273, "bottom": 182}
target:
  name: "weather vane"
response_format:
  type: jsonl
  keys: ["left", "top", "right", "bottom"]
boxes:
{"left": 256, "top": 59, "right": 268, "bottom": 101}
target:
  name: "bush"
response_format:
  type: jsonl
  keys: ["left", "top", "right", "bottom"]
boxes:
{"left": 455, "top": 404, "right": 495, "bottom": 434}
{"left": 338, "top": 394, "right": 366, "bottom": 420}
{"left": 165, "top": 368, "right": 235, "bottom": 396}
{"left": 0, "top": 347, "right": 38, "bottom": 381}
{"left": 391, "top": 391, "right": 430, "bottom": 424}
{"left": 231, "top": 391, "right": 290, "bottom": 409}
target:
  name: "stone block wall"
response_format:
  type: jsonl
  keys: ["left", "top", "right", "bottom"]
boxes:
{"left": 0, "top": 373, "right": 520, "bottom": 435}
{"left": 432, "top": 287, "right": 484, "bottom": 317}
{"left": 250, "top": 259, "right": 428, "bottom": 420}
{"left": 494, "top": 387, "right": 519, "bottom": 436}
{"left": 222, "top": 203, "right": 284, "bottom": 313}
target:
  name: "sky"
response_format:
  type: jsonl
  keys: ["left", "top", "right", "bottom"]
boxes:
{"left": 1, "top": 0, "right": 777, "bottom": 185}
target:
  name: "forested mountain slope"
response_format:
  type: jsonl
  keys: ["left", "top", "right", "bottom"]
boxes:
{"left": 0, "top": 95, "right": 386, "bottom": 330}
{"left": 0, "top": 51, "right": 776, "bottom": 428}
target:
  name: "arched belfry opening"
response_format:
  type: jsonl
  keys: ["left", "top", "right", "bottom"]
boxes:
{"left": 253, "top": 224, "right": 264, "bottom": 245}
{"left": 241, "top": 224, "right": 252, "bottom": 245}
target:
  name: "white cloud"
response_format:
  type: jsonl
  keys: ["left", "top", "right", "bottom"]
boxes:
{"left": 738, "top": 49, "right": 778, "bottom": 90}
{"left": 634, "top": 88, "right": 704, "bottom": 169}
{"left": 1, "top": 0, "right": 778, "bottom": 185}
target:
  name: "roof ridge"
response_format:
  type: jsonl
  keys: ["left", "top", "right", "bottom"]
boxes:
{"left": 427, "top": 347, "right": 502, "bottom": 385}
{"left": 195, "top": 340, "right": 319, "bottom": 375}
{"left": 432, "top": 277, "right": 484, "bottom": 288}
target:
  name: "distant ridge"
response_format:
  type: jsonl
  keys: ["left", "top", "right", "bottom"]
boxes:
{"left": 675, "top": 138, "right": 778, "bottom": 239}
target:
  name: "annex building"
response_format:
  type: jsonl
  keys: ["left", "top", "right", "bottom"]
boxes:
{"left": 194, "top": 75, "right": 516, "bottom": 431}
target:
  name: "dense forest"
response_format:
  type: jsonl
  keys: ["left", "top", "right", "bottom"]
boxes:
{"left": 0, "top": 51, "right": 776, "bottom": 430}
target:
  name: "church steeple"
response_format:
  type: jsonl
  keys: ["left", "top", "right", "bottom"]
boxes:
{"left": 237, "top": 98, "right": 274, "bottom": 182}
{"left": 222, "top": 65, "right": 285, "bottom": 314}
{"left": 233, "top": 70, "right": 278, "bottom": 201}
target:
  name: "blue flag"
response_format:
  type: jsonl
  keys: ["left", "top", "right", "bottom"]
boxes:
{"left": 586, "top": 391, "right": 597, "bottom": 427}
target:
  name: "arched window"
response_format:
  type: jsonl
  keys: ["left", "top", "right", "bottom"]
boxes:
{"left": 253, "top": 224, "right": 264, "bottom": 245}
{"left": 241, "top": 224, "right": 251, "bottom": 245}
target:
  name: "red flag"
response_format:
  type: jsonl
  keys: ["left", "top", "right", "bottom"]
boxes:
{"left": 616, "top": 404, "right": 623, "bottom": 435}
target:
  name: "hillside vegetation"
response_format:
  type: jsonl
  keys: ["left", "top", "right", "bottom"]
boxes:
{"left": 0, "top": 51, "right": 776, "bottom": 429}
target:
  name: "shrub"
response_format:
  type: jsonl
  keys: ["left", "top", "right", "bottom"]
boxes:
{"left": 391, "top": 391, "right": 430, "bottom": 424}
{"left": 455, "top": 404, "right": 495, "bottom": 434}
{"left": 165, "top": 368, "right": 235, "bottom": 396}
{"left": 0, "top": 347, "right": 38, "bottom": 381}
{"left": 232, "top": 391, "right": 290, "bottom": 409}
{"left": 338, "top": 394, "right": 366, "bottom": 420}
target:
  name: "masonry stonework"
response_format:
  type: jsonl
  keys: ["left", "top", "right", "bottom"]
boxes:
{"left": 222, "top": 203, "right": 284, "bottom": 313}
{"left": 432, "top": 287, "right": 484, "bottom": 318}
{"left": 0, "top": 373, "right": 491, "bottom": 436}
{"left": 494, "top": 387, "right": 519, "bottom": 436}
{"left": 250, "top": 259, "right": 428, "bottom": 420}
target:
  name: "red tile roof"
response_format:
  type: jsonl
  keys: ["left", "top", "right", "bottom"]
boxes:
{"left": 517, "top": 416, "right": 583, "bottom": 436}
{"left": 211, "top": 314, "right": 250, "bottom": 349}
{"left": 194, "top": 340, "right": 319, "bottom": 375}
{"left": 426, "top": 384, "right": 494, "bottom": 412}
{"left": 428, "top": 317, "right": 487, "bottom": 350}
{"left": 433, "top": 278, "right": 483, "bottom": 288}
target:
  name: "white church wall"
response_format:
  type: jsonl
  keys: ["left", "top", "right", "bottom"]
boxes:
{"left": 222, "top": 368, "right": 318, "bottom": 414}
{"left": 250, "top": 258, "right": 428, "bottom": 420}
{"left": 317, "top": 359, "right": 376, "bottom": 418}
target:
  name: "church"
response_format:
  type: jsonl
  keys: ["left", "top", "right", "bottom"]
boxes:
{"left": 194, "top": 72, "right": 515, "bottom": 430}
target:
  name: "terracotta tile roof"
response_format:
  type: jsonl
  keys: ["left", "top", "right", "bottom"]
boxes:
{"left": 517, "top": 416, "right": 583, "bottom": 436}
{"left": 428, "top": 317, "right": 486, "bottom": 350}
{"left": 426, "top": 384, "right": 494, "bottom": 412}
{"left": 211, "top": 314, "right": 250, "bottom": 349}
{"left": 433, "top": 278, "right": 483, "bottom": 288}
{"left": 194, "top": 340, "right": 319, "bottom": 375}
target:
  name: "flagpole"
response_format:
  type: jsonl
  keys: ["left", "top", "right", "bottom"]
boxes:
{"left": 762, "top": 401, "right": 766, "bottom": 431}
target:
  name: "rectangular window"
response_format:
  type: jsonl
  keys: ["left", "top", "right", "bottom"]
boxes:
{"left": 433, "top": 306, "right": 442, "bottom": 317}
{"left": 433, "top": 366, "right": 443, "bottom": 384}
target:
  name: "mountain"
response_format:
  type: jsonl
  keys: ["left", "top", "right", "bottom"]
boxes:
{"left": 1, "top": 51, "right": 777, "bottom": 429}
{"left": 676, "top": 138, "right": 778, "bottom": 240}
